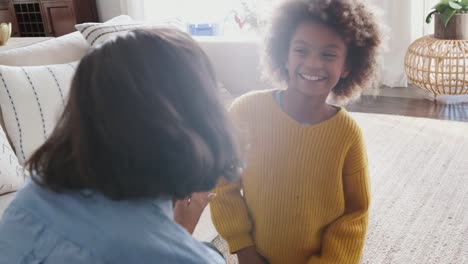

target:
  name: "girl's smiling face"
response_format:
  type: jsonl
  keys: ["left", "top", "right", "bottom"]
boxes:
{"left": 286, "top": 21, "right": 350, "bottom": 98}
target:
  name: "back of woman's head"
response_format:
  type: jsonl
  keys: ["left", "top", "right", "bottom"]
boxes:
{"left": 28, "top": 27, "right": 241, "bottom": 200}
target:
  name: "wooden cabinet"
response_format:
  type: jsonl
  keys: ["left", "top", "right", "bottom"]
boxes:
{"left": 1, "top": 0, "right": 97, "bottom": 37}
{"left": 0, "top": 1, "right": 19, "bottom": 37}
{"left": 41, "top": 1, "right": 75, "bottom": 36}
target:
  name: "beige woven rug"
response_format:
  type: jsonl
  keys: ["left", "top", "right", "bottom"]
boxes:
{"left": 212, "top": 112, "right": 468, "bottom": 264}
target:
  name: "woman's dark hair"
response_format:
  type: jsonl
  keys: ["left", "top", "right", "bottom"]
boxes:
{"left": 261, "top": 0, "right": 382, "bottom": 104}
{"left": 27, "top": 27, "right": 241, "bottom": 200}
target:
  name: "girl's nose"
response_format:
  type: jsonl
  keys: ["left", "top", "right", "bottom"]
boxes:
{"left": 304, "top": 53, "right": 324, "bottom": 69}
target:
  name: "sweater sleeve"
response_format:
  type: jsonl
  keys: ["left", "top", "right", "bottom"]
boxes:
{"left": 210, "top": 97, "right": 255, "bottom": 253}
{"left": 308, "top": 130, "right": 370, "bottom": 264}
{"left": 210, "top": 178, "right": 254, "bottom": 253}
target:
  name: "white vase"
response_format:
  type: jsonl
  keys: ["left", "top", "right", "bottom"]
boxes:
{"left": 0, "top": 22, "right": 12, "bottom": 46}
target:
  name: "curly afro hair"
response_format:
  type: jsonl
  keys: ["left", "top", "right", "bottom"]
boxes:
{"left": 261, "top": 0, "right": 383, "bottom": 104}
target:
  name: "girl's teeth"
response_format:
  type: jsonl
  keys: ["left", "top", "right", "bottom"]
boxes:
{"left": 300, "top": 74, "right": 325, "bottom": 81}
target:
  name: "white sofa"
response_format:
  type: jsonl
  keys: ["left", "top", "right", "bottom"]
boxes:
{"left": 0, "top": 27, "right": 268, "bottom": 241}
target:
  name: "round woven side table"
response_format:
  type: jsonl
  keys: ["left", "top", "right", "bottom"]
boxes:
{"left": 404, "top": 35, "right": 468, "bottom": 95}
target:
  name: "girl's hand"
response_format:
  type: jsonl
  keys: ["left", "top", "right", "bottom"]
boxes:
{"left": 173, "top": 192, "right": 216, "bottom": 234}
{"left": 237, "top": 246, "right": 268, "bottom": 264}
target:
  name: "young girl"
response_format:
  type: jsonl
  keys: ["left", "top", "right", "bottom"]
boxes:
{"left": 211, "top": 0, "right": 382, "bottom": 263}
{"left": 0, "top": 28, "right": 241, "bottom": 263}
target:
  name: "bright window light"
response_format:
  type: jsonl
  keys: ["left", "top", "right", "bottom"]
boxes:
{"left": 142, "top": 0, "right": 276, "bottom": 37}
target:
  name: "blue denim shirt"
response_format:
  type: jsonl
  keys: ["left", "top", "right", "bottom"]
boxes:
{"left": 0, "top": 181, "right": 224, "bottom": 264}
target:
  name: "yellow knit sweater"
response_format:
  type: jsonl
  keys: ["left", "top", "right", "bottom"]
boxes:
{"left": 211, "top": 90, "right": 370, "bottom": 264}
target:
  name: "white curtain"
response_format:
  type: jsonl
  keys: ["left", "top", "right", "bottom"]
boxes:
{"left": 369, "top": 0, "right": 438, "bottom": 87}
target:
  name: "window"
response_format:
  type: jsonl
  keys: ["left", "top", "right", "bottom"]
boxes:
{"left": 142, "top": 0, "right": 276, "bottom": 37}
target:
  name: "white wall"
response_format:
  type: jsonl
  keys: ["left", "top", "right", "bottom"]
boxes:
{"left": 96, "top": 0, "right": 123, "bottom": 22}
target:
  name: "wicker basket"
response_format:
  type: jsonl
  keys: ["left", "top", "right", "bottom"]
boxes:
{"left": 404, "top": 35, "right": 468, "bottom": 95}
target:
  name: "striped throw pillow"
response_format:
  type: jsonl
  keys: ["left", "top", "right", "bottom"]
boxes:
{"left": 0, "top": 62, "right": 77, "bottom": 163}
{"left": 75, "top": 18, "right": 185, "bottom": 47}
{"left": 75, "top": 22, "right": 147, "bottom": 46}
{"left": 0, "top": 125, "right": 24, "bottom": 195}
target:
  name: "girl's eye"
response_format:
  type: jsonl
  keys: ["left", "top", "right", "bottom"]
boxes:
{"left": 295, "top": 48, "right": 307, "bottom": 55}
{"left": 323, "top": 53, "right": 337, "bottom": 58}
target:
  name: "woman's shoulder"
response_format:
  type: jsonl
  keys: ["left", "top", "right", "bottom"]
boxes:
{"left": 0, "top": 192, "right": 101, "bottom": 263}
{"left": 0, "top": 182, "right": 224, "bottom": 263}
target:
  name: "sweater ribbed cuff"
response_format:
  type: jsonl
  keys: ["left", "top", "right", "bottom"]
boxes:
{"left": 226, "top": 233, "right": 255, "bottom": 254}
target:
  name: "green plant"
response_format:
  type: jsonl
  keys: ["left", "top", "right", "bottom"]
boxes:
{"left": 426, "top": 0, "right": 468, "bottom": 27}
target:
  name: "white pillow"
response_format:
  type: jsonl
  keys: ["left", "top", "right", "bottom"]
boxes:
{"left": 75, "top": 18, "right": 185, "bottom": 47}
{"left": 0, "top": 62, "right": 77, "bottom": 163}
{"left": 0, "top": 126, "right": 24, "bottom": 195}
{"left": 0, "top": 31, "right": 88, "bottom": 66}
{"left": 0, "top": 15, "right": 134, "bottom": 67}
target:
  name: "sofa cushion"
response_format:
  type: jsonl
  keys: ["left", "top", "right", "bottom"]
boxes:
{"left": 0, "top": 62, "right": 77, "bottom": 163}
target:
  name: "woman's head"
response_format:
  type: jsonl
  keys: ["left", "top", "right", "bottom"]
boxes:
{"left": 262, "top": 0, "right": 382, "bottom": 104}
{"left": 28, "top": 28, "right": 241, "bottom": 200}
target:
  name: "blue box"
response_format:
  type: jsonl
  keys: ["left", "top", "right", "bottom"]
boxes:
{"left": 188, "top": 23, "right": 220, "bottom": 36}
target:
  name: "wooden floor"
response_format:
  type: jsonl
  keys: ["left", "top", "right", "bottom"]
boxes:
{"left": 347, "top": 95, "right": 468, "bottom": 122}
